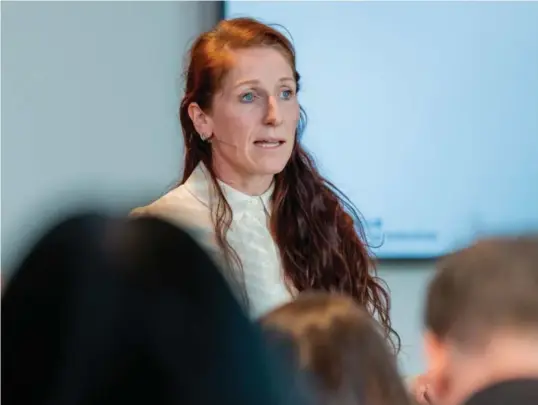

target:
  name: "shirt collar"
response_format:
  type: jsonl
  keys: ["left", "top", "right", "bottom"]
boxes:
{"left": 184, "top": 163, "right": 274, "bottom": 219}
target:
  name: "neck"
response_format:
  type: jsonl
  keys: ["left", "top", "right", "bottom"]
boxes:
{"left": 446, "top": 333, "right": 538, "bottom": 405}
{"left": 211, "top": 157, "right": 273, "bottom": 196}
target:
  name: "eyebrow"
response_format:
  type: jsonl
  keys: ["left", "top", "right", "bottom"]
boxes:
{"left": 234, "top": 77, "right": 295, "bottom": 89}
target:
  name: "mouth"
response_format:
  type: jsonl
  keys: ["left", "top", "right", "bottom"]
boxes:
{"left": 253, "top": 139, "right": 285, "bottom": 149}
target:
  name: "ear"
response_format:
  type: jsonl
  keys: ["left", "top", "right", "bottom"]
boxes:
{"left": 424, "top": 330, "right": 450, "bottom": 403}
{"left": 188, "top": 102, "right": 214, "bottom": 141}
{"left": 424, "top": 330, "right": 444, "bottom": 372}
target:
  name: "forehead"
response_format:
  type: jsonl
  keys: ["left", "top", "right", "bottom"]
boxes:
{"left": 223, "top": 47, "right": 294, "bottom": 88}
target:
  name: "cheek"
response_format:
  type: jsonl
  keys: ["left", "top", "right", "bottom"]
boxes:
{"left": 213, "top": 109, "right": 260, "bottom": 146}
{"left": 284, "top": 102, "right": 300, "bottom": 126}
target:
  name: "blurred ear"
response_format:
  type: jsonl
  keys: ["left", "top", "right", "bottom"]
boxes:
{"left": 188, "top": 102, "right": 214, "bottom": 141}
{"left": 424, "top": 330, "right": 450, "bottom": 403}
{"left": 424, "top": 330, "right": 444, "bottom": 372}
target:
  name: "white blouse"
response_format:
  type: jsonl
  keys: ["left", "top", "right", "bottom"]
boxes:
{"left": 131, "top": 163, "right": 293, "bottom": 318}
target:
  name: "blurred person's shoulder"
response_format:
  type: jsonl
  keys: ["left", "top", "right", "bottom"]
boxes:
{"left": 464, "top": 379, "right": 538, "bottom": 405}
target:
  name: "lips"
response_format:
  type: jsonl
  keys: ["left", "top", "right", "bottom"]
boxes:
{"left": 253, "top": 139, "right": 285, "bottom": 148}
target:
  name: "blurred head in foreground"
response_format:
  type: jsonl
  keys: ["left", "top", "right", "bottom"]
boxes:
{"left": 423, "top": 236, "right": 538, "bottom": 405}
{"left": 261, "top": 292, "right": 411, "bottom": 405}
{"left": 2, "top": 213, "right": 301, "bottom": 405}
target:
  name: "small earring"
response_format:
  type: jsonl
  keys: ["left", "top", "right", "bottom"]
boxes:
{"left": 200, "top": 133, "right": 212, "bottom": 142}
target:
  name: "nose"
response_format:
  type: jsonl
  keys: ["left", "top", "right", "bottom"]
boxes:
{"left": 264, "top": 96, "right": 283, "bottom": 126}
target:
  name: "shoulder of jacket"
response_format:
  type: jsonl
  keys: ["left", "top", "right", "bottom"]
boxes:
{"left": 129, "top": 186, "right": 189, "bottom": 219}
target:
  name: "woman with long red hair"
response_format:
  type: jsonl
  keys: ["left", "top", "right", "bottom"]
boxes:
{"left": 132, "top": 17, "right": 399, "bottom": 351}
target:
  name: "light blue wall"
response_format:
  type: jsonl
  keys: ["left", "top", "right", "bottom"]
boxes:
{"left": 1, "top": 1, "right": 219, "bottom": 268}
{"left": 1, "top": 1, "right": 430, "bottom": 376}
{"left": 379, "top": 261, "right": 433, "bottom": 376}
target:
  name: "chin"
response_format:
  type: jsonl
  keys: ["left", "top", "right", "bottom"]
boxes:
{"left": 254, "top": 165, "right": 286, "bottom": 176}
{"left": 255, "top": 158, "right": 290, "bottom": 175}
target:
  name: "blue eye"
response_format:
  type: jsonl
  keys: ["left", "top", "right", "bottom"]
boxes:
{"left": 280, "top": 89, "right": 294, "bottom": 100}
{"left": 240, "top": 92, "right": 255, "bottom": 103}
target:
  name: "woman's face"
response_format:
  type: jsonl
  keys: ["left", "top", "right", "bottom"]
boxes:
{"left": 189, "top": 46, "right": 300, "bottom": 191}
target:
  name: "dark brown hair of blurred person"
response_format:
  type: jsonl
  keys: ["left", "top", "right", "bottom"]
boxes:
{"left": 423, "top": 236, "right": 538, "bottom": 405}
{"left": 1, "top": 213, "right": 306, "bottom": 405}
{"left": 260, "top": 292, "right": 412, "bottom": 405}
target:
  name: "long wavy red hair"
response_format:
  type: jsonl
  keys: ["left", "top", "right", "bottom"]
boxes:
{"left": 178, "top": 18, "right": 399, "bottom": 351}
